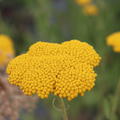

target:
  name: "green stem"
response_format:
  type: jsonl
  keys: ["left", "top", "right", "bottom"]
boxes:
{"left": 110, "top": 78, "right": 120, "bottom": 120}
{"left": 60, "top": 98, "right": 68, "bottom": 120}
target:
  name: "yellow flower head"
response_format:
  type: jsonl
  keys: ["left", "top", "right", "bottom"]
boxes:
{"left": 83, "top": 4, "right": 98, "bottom": 16}
{"left": 0, "top": 35, "right": 14, "bottom": 66}
{"left": 75, "top": 0, "right": 92, "bottom": 6}
{"left": 107, "top": 32, "right": 120, "bottom": 52}
{"left": 7, "top": 40, "right": 101, "bottom": 100}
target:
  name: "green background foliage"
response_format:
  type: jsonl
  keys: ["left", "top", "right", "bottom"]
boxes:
{"left": 0, "top": 0, "right": 120, "bottom": 119}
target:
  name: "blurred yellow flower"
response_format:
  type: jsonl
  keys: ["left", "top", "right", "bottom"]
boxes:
{"left": 75, "top": 0, "right": 92, "bottom": 6}
{"left": 107, "top": 32, "right": 120, "bottom": 52}
{"left": 7, "top": 40, "right": 101, "bottom": 100}
{"left": 0, "top": 35, "right": 14, "bottom": 66}
{"left": 83, "top": 4, "right": 98, "bottom": 16}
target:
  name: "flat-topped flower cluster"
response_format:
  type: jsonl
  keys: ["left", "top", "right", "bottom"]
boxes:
{"left": 107, "top": 32, "right": 120, "bottom": 52}
{"left": 0, "top": 35, "right": 14, "bottom": 67}
{"left": 7, "top": 40, "right": 101, "bottom": 100}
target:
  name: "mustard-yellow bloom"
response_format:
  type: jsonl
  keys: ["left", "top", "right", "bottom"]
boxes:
{"left": 75, "top": 0, "right": 92, "bottom": 6}
{"left": 83, "top": 4, "right": 98, "bottom": 16}
{"left": 7, "top": 40, "right": 101, "bottom": 100}
{"left": 107, "top": 32, "right": 120, "bottom": 52}
{"left": 0, "top": 35, "right": 14, "bottom": 66}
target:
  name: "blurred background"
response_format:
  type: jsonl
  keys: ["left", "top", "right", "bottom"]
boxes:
{"left": 0, "top": 0, "right": 120, "bottom": 120}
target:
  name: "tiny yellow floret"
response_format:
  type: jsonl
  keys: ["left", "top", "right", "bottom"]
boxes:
{"left": 7, "top": 40, "right": 101, "bottom": 100}
{"left": 107, "top": 32, "right": 120, "bottom": 52}
{"left": 83, "top": 4, "right": 98, "bottom": 16}
{"left": 0, "top": 35, "right": 14, "bottom": 66}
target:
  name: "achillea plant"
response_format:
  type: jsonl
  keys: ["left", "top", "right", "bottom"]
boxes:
{"left": 7, "top": 40, "right": 101, "bottom": 120}
{"left": 75, "top": 0, "right": 99, "bottom": 16}
{"left": 75, "top": 0, "right": 92, "bottom": 6}
{"left": 106, "top": 32, "right": 120, "bottom": 120}
{"left": 107, "top": 32, "right": 120, "bottom": 52}
{"left": 0, "top": 35, "right": 14, "bottom": 68}
{"left": 7, "top": 40, "right": 101, "bottom": 101}
{"left": 83, "top": 4, "right": 98, "bottom": 16}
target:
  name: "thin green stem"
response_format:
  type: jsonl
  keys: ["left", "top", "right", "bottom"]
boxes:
{"left": 60, "top": 98, "right": 68, "bottom": 120}
{"left": 110, "top": 78, "right": 120, "bottom": 120}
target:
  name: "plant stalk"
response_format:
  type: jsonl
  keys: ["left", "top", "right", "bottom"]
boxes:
{"left": 60, "top": 98, "right": 68, "bottom": 120}
{"left": 111, "top": 78, "right": 120, "bottom": 120}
